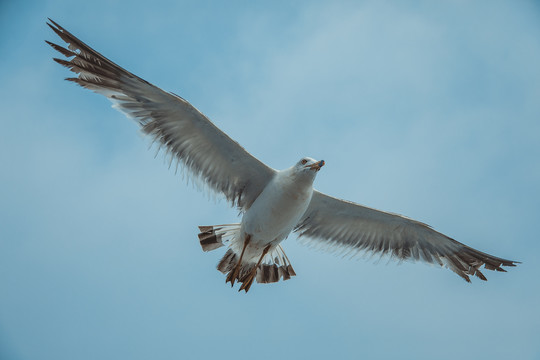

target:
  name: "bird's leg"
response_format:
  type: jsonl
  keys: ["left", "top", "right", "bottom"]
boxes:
{"left": 226, "top": 234, "right": 251, "bottom": 286}
{"left": 239, "top": 244, "right": 271, "bottom": 293}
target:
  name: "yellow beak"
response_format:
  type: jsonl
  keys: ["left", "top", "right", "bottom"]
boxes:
{"left": 309, "top": 160, "right": 325, "bottom": 171}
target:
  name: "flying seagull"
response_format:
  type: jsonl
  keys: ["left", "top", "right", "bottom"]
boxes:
{"left": 46, "top": 19, "right": 518, "bottom": 292}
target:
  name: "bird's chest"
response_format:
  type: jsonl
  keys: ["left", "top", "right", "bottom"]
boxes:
{"left": 241, "top": 178, "right": 313, "bottom": 243}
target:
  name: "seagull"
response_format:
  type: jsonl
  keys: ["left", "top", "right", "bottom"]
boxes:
{"left": 46, "top": 19, "right": 518, "bottom": 292}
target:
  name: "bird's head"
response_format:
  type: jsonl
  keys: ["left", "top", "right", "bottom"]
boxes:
{"left": 292, "top": 157, "right": 325, "bottom": 181}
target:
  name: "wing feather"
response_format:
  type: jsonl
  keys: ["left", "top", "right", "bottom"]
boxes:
{"left": 46, "top": 19, "right": 275, "bottom": 210}
{"left": 296, "top": 191, "right": 518, "bottom": 281}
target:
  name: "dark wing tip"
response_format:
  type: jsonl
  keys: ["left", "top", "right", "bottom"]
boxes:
{"left": 46, "top": 40, "right": 76, "bottom": 57}
{"left": 46, "top": 20, "right": 64, "bottom": 39}
{"left": 475, "top": 269, "right": 487, "bottom": 281}
{"left": 47, "top": 18, "right": 62, "bottom": 30}
{"left": 52, "top": 57, "right": 71, "bottom": 67}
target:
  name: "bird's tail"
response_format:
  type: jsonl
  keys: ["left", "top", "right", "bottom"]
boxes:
{"left": 216, "top": 245, "right": 296, "bottom": 287}
{"left": 198, "top": 224, "right": 296, "bottom": 291}
{"left": 197, "top": 224, "right": 240, "bottom": 252}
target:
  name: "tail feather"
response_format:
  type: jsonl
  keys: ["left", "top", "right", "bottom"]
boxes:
{"left": 257, "top": 264, "right": 280, "bottom": 284}
{"left": 198, "top": 228, "right": 224, "bottom": 252}
{"left": 198, "top": 224, "right": 239, "bottom": 252}
{"left": 217, "top": 249, "right": 237, "bottom": 274}
{"left": 218, "top": 244, "right": 296, "bottom": 289}
{"left": 199, "top": 224, "right": 296, "bottom": 291}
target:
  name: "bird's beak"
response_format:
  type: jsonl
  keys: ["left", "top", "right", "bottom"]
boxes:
{"left": 309, "top": 160, "right": 325, "bottom": 171}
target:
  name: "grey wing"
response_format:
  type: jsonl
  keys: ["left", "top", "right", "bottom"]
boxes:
{"left": 46, "top": 20, "right": 275, "bottom": 210}
{"left": 295, "top": 191, "right": 518, "bottom": 281}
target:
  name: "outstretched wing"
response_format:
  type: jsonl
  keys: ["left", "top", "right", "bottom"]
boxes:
{"left": 46, "top": 19, "right": 275, "bottom": 210}
{"left": 295, "top": 191, "right": 518, "bottom": 281}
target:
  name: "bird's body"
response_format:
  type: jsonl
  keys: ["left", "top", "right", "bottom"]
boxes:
{"left": 202, "top": 159, "right": 321, "bottom": 289}
{"left": 46, "top": 19, "right": 518, "bottom": 292}
{"left": 241, "top": 161, "right": 315, "bottom": 253}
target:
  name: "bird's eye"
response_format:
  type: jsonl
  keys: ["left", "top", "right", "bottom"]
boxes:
{"left": 301, "top": 159, "right": 308, "bottom": 165}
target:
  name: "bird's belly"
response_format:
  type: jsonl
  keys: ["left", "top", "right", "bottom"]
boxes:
{"left": 241, "top": 181, "right": 312, "bottom": 248}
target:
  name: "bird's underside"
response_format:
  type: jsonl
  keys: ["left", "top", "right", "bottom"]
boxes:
{"left": 47, "top": 19, "right": 519, "bottom": 293}
{"left": 197, "top": 224, "right": 297, "bottom": 292}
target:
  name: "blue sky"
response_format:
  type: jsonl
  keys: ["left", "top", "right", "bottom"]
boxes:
{"left": 1, "top": 1, "right": 539, "bottom": 359}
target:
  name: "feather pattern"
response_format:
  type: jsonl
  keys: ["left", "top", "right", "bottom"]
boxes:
{"left": 295, "top": 191, "right": 518, "bottom": 282}
{"left": 47, "top": 20, "right": 519, "bottom": 287}
{"left": 46, "top": 19, "right": 275, "bottom": 210}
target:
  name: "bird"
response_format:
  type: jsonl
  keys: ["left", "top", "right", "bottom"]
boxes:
{"left": 46, "top": 19, "right": 518, "bottom": 292}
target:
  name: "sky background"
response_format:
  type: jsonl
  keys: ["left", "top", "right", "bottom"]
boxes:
{"left": 1, "top": 1, "right": 539, "bottom": 359}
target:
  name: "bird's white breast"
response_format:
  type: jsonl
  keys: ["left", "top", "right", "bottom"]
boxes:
{"left": 241, "top": 171, "right": 313, "bottom": 248}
